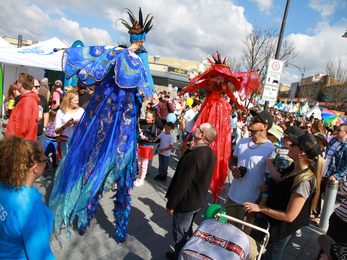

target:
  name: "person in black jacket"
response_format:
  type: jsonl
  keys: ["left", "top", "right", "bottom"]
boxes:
{"left": 244, "top": 132, "right": 324, "bottom": 260}
{"left": 165, "top": 123, "right": 217, "bottom": 259}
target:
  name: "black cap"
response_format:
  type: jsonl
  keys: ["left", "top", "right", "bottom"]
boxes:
{"left": 288, "top": 132, "right": 322, "bottom": 159}
{"left": 284, "top": 126, "right": 305, "bottom": 137}
{"left": 250, "top": 110, "right": 273, "bottom": 129}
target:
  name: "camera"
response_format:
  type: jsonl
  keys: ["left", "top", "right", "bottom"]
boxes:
{"left": 239, "top": 166, "right": 247, "bottom": 177}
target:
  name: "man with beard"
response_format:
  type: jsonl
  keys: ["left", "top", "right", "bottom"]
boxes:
{"left": 226, "top": 109, "right": 275, "bottom": 222}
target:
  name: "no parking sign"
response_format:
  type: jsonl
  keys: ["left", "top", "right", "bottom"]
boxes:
{"left": 262, "top": 59, "right": 284, "bottom": 102}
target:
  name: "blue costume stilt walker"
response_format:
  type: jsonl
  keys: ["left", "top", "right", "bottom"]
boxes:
{"left": 49, "top": 8, "right": 155, "bottom": 243}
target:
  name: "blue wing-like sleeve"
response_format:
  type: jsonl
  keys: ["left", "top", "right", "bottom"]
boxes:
{"left": 63, "top": 47, "right": 152, "bottom": 97}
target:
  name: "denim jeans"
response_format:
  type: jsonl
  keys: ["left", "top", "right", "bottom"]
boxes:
{"left": 263, "top": 234, "right": 292, "bottom": 260}
{"left": 158, "top": 154, "right": 170, "bottom": 177}
{"left": 172, "top": 209, "right": 200, "bottom": 259}
{"left": 37, "top": 133, "right": 46, "bottom": 149}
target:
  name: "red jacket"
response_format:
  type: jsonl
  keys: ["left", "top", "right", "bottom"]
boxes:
{"left": 6, "top": 92, "right": 40, "bottom": 141}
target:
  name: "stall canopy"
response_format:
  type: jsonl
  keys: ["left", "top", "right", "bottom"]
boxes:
{"left": 0, "top": 37, "right": 67, "bottom": 71}
{"left": 0, "top": 37, "right": 15, "bottom": 48}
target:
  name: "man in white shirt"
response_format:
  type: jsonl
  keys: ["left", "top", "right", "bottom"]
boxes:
{"left": 227, "top": 109, "right": 276, "bottom": 221}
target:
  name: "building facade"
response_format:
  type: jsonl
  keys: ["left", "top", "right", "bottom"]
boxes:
{"left": 296, "top": 74, "right": 347, "bottom": 111}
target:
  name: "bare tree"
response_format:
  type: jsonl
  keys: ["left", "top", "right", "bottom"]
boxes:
{"left": 326, "top": 59, "right": 347, "bottom": 83}
{"left": 325, "top": 59, "right": 347, "bottom": 109}
{"left": 241, "top": 27, "right": 297, "bottom": 83}
{"left": 227, "top": 57, "right": 242, "bottom": 72}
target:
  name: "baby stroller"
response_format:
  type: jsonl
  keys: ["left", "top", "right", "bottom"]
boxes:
{"left": 179, "top": 204, "right": 270, "bottom": 260}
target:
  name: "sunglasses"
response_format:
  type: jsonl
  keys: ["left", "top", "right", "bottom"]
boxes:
{"left": 337, "top": 128, "right": 345, "bottom": 132}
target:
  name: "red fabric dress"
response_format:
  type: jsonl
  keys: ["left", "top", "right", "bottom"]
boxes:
{"left": 182, "top": 57, "right": 260, "bottom": 199}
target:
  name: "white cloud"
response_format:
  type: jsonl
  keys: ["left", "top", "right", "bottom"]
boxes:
{"left": 1, "top": 0, "right": 346, "bottom": 81}
{"left": 250, "top": 0, "right": 273, "bottom": 14}
{"left": 281, "top": 68, "right": 304, "bottom": 85}
{"left": 286, "top": 21, "right": 347, "bottom": 80}
{"left": 0, "top": 0, "right": 253, "bottom": 62}
{"left": 55, "top": 17, "right": 113, "bottom": 45}
{"left": 0, "top": 1, "right": 51, "bottom": 39}
{"left": 308, "top": 0, "right": 339, "bottom": 17}
{"left": 133, "top": 0, "right": 254, "bottom": 61}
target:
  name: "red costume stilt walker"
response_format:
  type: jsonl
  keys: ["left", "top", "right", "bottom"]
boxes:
{"left": 181, "top": 52, "right": 261, "bottom": 200}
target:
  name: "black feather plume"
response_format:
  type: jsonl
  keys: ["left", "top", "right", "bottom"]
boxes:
{"left": 139, "top": 8, "right": 143, "bottom": 27}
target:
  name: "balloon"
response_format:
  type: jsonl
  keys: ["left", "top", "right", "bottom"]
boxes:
{"left": 166, "top": 113, "right": 177, "bottom": 124}
{"left": 174, "top": 86, "right": 178, "bottom": 92}
{"left": 186, "top": 97, "right": 193, "bottom": 107}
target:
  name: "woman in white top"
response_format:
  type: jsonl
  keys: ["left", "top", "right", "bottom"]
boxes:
{"left": 55, "top": 90, "right": 84, "bottom": 158}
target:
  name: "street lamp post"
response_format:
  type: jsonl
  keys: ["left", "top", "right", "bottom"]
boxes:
{"left": 288, "top": 64, "right": 305, "bottom": 98}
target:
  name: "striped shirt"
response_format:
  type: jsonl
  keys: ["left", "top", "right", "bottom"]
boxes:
{"left": 335, "top": 182, "right": 347, "bottom": 223}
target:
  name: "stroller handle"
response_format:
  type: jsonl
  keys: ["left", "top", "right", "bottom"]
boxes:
{"left": 216, "top": 213, "right": 270, "bottom": 258}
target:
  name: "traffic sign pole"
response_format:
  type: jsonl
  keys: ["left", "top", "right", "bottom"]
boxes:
{"left": 264, "top": 0, "right": 291, "bottom": 111}
{"left": 262, "top": 59, "right": 284, "bottom": 103}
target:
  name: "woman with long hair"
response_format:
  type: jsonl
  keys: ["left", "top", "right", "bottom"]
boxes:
{"left": 0, "top": 136, "right": 54, "bottom": 259}
{"left": 55, "top": 89, "right": 84, "bottom": 159}
{"left": 244, "top": 132, "right": 323, "bottom": 259}
{"left": 311, "top": 119, "right": 327, "bottom": 135}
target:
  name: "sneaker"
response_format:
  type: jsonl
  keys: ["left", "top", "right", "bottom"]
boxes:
{"left": 133, "top": 178, "right": 144, "bottom": 187}
{"left": 295, "top": 229, "right": 302, "bottom": 237}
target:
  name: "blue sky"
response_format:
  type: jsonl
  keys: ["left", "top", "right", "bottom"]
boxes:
{"left": 243, "top": 0, "right": 346, "bottom": 35}
{"left": 0, "top": 0, "right": 346, "bottom": 84}
{"left": 237, "top": 0, "right": 347, "bottom": 82}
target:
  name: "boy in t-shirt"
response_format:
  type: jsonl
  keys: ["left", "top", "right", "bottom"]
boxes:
{"left": 154, "top": 122, "right": 175, "bottom": 181}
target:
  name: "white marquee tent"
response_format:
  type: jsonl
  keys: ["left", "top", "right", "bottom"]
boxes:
{"left": 0, "top": 37, "right": 15, "bottom": 48}
{"left": 0, "top": 37, "right": 67, "bottom": 97}
{"left": 0, "top": 37, "right": 67, "bottom": 70}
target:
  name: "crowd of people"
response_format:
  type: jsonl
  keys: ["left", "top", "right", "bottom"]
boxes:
{"left": 2, "top": 74, "right": 92, "bottom": 161}
{"left": 0, "top": 7, "right": 346, "bottom": 260}
{"left": 1, "top": 71, "right": 346, "bottom": 259}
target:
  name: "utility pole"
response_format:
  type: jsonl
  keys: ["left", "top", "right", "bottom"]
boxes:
{"left": 264, "top": 0, "right": 291, "bottom": 111}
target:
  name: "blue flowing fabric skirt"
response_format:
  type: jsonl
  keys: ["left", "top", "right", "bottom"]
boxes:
{"left": 49, "top": 73, "right": 140, "bottom": 243}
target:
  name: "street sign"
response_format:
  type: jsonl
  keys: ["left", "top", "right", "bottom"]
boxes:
{"left": 262, "top": 59, "right": 284, "bottom": 102}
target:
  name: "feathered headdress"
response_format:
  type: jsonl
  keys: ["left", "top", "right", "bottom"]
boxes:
{"left": 207, "top": 51, "right": 227, "bottom": 65}
{"left": 119, "top": 8, "right": 154, "bottom": 42}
